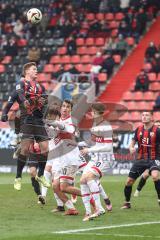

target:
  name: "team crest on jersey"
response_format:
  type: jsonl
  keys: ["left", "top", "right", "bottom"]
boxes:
{"left": 139, "top": 132, "right": 142, "bottom": 136}
{"left": 150, "top": 132, "right": 154, "bottom": 137}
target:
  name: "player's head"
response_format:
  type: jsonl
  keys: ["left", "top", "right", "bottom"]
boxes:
{"left": 154, "top": 120, "right": 160, "bottom": 128}
{"left": 47, "top": 108, "right": 61, "bottom": 120}
{"left": 61, "top": 99, "right": 73, "bottom": 117}
{"left": 22, "top": 62, "right": 37, "bottom": 80}
{"left": 91, "top": 102, "right": 105, "bottom": 118}
{"left": 141, "top": 111, "right": 153, "bottom": 124}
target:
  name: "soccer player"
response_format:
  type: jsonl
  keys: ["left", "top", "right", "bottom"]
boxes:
{"left": 48, "top": 100, "right": 81, "bottom": 215}
{"left": 134, "top": 120, "right": 160, "bottom": 197}
{"left": 1, "top": 62, "right": 50, "bottom": 190}
{"left": 121, "top": 112, "right": 160, "bottom": 209}
{"left": 80, "top": 103, "right": 114, "bottom": 221}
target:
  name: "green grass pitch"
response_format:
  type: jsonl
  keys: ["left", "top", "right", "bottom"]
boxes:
{"left": 0, "top": 173, "right": 160, "bottom": 240}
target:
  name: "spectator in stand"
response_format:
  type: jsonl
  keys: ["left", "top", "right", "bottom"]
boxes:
{"left": 108, "top": 0, "right": 120, "bottom": 12}
{"left": 101, "top": 53, "right": 115, "bottom": 78}
{"left": 118, "top": 20, "right": 130, "bottom": 38}
{"left": 27, "top": 46, "right": 41, "bottom": 64}
{"left": 145, "top": 41, "right": 158, "bottom": 60}
{"left": 13, "top": 19, "right": 23, "bottom": 37}
{"left": 68, "top": 64, "right": 80, "bottom": 74}
{"left": 115, "top": 34, "right": 129, "bottom": 57}
{"left": 153, "top": 94, "right": 160, "bottom": 111}
{"left": 92, "top": 51, "right": 104, "bottom": 66}
{"left": 136, "top": 8, "right": 148, "bottom": 35}
{"left": 134, "top": 69, "right": 149, "bottom": 92}
{"left": 4, "top": 37, "right": 17, "bottom": 57}
{"left": 52, "top": 65, "right": 65, "bottom": 80}
{"left": 120, "top": 0, "right": 130, "bottom": 12}
{"left": 39, "top": 12, "right": 50, "bottom": 33}
{"left": 103, "top": 37, "right": 117, "bottom": 55}
{"left": 152, "top": 53, "right": 160, "bottom": 75}
{"left": 66, "top": 36, "right": 77, "bottom": 55}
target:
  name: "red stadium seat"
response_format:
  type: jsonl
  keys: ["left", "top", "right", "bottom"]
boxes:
{"left": 87, "top": 46, "right": 97, "bottom": 55}
{"left": 50, "top": 56, "right": 61, "bottom": 64}
{"left": 123, "top": 91, "right": 133, "bottom": 101}
{"left": 111, "top": 29, "right": 118, "bottom": 37}
{"left": 64, "top": 64, "right": 72, "bottom": 71}
{"left": 77, "top": 47, "right": 88, "bottom": 55}
{"left": 96, "top": 13, "right": 105, "bottom": 20}
{"left": 143, "top": 62, "right": 152, "bottom": 71}
{"left": 131, "top": 111, "right": 141, "bottom": 121}
{"left": 157, "top": 73, "right": 160, "bottom": 80}
{"left": 143, "top": 91, "right": 156, "bottom": 101}
{"left": 86, "top": 38, "right": 94, "bottom": 46}
{"left": 105, "top": 13, "right": 114, "bottom": 21}
{"left": 83, "top": 64, "right": 92, "bottom": 72}
{"left": 98, "top": 73, "right": 107, "bottom": 82}
{"left": 125, "top": 37, "right": 135, "bottom": 46}
{"left": 17, "top": 38, "right": 27, "bottom": 47}
{"left": 119, "top": 112, "right": 130, "bottom": 121}
{"left": 109, "top": 21, "right": 118, "bottom": 29}
{"left": 86, "top": 13, "right": 95, "bottom": 21}
{"left": 113, "top": 54, "right": 121, "bottom": 63}
{"left": 70, "top": 55, "right": 81, "bottom": 64}
{"left": 150, "top": 82, "right": 160, "bottom": 91}
{"left": 81, "top": 55, "right": 91, "bottom": 63}
{"left": 52, "top": 64, "right": 61, "bottom": 73}
{"left": 153, "top": 111, "right": 160, "bottom": 120}
{"left": 57, "top": 47, "right": 67, "bottom": 55}
{"left": 0, "top": 64, "right": 5, "bottom": 73}
{"left": 75, "top": 64, "right": 84, "bottom": 72}
{"left": 95, "top": 38, "right": 105, "bottom": 46}
{"left": 137, "top": 101, "right": 153, "bottom": 110}
{"left": 148, "top": 72, "right": 156, "bottom": 81}
{"left": 61, "top": 55, "right": 71, "bottom": 64}
{"left": 37, "top": 73, "right": 51, "bottom": 82}
{"left": 43, "top": 64, "right": 54, "bottom": 73}
{"left": 127, "top": 101, "right": 137, "bottom": 110}
{"left": 76, "top": 38, "right": 85, "bottom": 46}
{"left": 115, "top": 12, "right": 124, "bottom": 21}
{"left": 1, "top": 56, "right": 12, "bottom": 64}
{"left": 133, "top": 91, "right": 143, "bottom": 101}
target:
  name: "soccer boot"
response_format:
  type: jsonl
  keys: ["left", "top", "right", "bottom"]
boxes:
{"left": 37, "top": 195, "right": 46, "bottom": 205}
{"left": 35, "top": 175, "right": 50, "bottom": 188}
{"left": 51, "top": 206, "right": 65, "bottom": 213}
{"left": 121, "top": 202, "right": 131, "bottom": 209}
{"left": 64, "top": 208, "right": 79, "bottom": 215}
{"left": 105, "top": 198, "right": 112, "bottom": 212}
{"left": 134, "top": 190, "right": 140, "bottom": 197}
{"left": 14, "top": 178, "right": 21, "bottom": 191}
{"left": 158, "top": 199, "right": 160, "bottom": 206}
{"left": 83, "top": 214, "right": 93, "bottom": 222}
{"left": 88, "top": 210, "right": 102, "bottom": 220}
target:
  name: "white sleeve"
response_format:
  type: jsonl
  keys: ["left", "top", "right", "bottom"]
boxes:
{"left": 87, "top": 143, "right": 112, "bottom": 153}
{"left": 62, "top": 123, "right": 75, "bottom": 134}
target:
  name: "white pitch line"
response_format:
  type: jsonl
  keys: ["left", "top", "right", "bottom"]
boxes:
{"left": 62, "top": 233, "right": 160, "bottom": 238}
{"left": 52, "top": 221, "right": 160, "bottom": 234}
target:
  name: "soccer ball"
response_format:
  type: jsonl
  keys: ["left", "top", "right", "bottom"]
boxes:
{"left": 27, "top": 8, "right": 42, "bottom": 24}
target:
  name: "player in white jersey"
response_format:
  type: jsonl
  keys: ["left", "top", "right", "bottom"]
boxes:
{"left": 80, "top": 103, "right": 114, "bottom": 221}
{"left": 49, "top": 100, "right": 81, "bottom": 215}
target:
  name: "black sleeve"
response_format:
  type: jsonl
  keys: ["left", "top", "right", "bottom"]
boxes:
{"left": 156, "top": 128, "right": 160, "bottom": 143}
{"left": 15, "top": 81, "right": 26, "bottom": 103}
{"left": 2, "top": 90, "right": 19, "bottom": 115}
{"left": 132, "top": 128, "right": 138, "bottom": 142}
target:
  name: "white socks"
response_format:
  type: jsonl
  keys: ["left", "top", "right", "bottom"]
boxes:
{"left": 80, "top": 184, "right": 92, "bottom": 215}
{"left": 87, "top": 180, "right": 103, "bottom": 212}
{"left": 54, "top": 193, "right": 64, "bottom": 207}
{"left": 65, "top": 200, "right": 75, "bottom": 210}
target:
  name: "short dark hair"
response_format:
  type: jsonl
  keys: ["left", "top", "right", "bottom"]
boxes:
{"left": 22, "top": 62, "right": 36, "bottom": 76}
{"left": 92, "top": 103, "right": 106, "bottom": 114}
{"left": 63, "top": 99, "right": 73, "bottom": 109}
{"left": 47, "top": 108, "right": 61, "bottom": 118}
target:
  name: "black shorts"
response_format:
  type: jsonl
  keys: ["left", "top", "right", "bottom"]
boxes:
{"left": 27, "top": 153, "right": 38, "bottom": 168}
{"left": 20, "top": 115, "right": 48, "bottom": 142}
{"left": 129, "top": 159, "right": 160, "bottom": 180}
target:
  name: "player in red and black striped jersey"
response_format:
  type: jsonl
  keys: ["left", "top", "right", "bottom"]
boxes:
{"left": 1, "top": 62, "right": 50, "bottom": 191}
{"left": 121, "top": 112, "right": 160, "bottom": 209}
{"left": 134, "top": 120, "right": 160, "bottom": 197}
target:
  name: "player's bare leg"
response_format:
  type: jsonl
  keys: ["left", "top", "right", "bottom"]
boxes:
{"left": 151, "top": 169, "right": 160, "bottom": 206}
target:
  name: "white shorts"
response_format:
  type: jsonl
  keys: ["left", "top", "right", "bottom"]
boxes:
{"left": 59, "top": 165, "right": 78, "bottom": 184}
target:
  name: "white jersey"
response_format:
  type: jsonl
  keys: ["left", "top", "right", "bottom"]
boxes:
{"left": 54, "top": 115, "right": 80, "bottom": 167}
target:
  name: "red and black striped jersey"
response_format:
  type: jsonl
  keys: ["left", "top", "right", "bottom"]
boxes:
{"left": 133, "top": 124, "right": 160, "bottom": 160}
